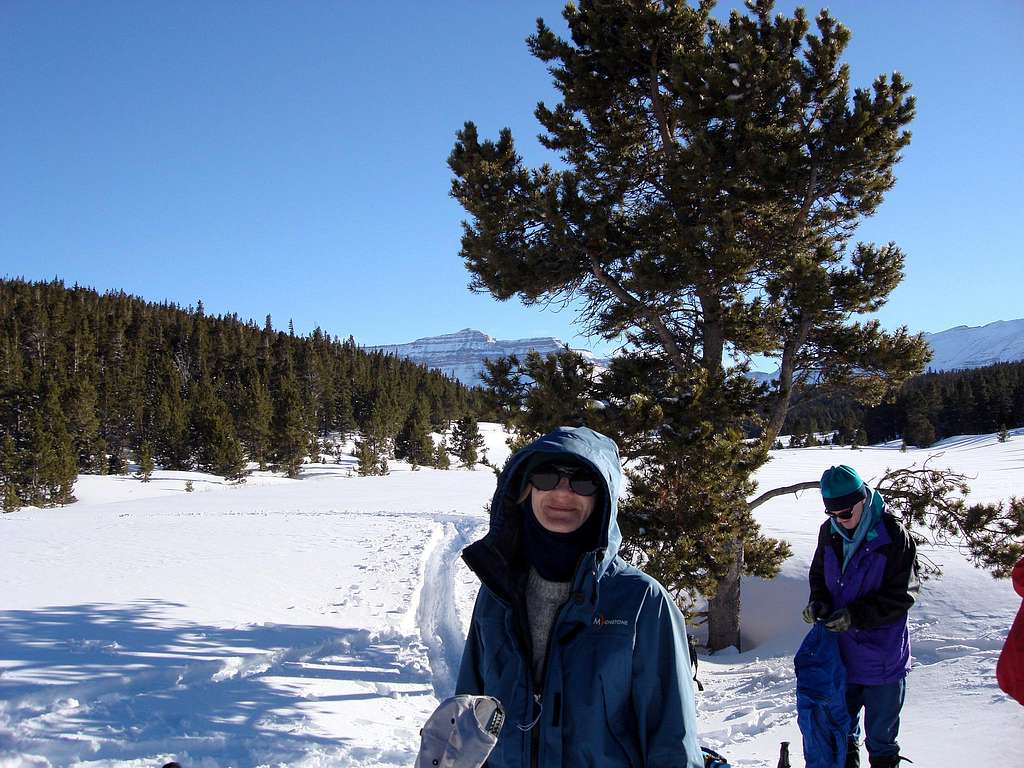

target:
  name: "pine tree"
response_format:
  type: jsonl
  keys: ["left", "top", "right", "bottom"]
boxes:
{"left": 480, "top": 355, "right": 526, "bottom": 425}
{"left": 395, "top": 398, "right": 435, "bottom": 467}
{"left": 239, "top": 376, "right": 273, "bottom": 470}
{"left": 434, "top": 439, "right": 451, "bottom": 470}
{"left": 998, "top": 425, "right": 1010, "bottom": 443}
{"left": 94, "top": 437, "right": 108, "bottom": 475}
{"left": 272, "top": 372, "right": 309, "bottom": 478}
{"left": 452, "top": 416, "right": 485, "bottom": 468}
{"left": 25, "top": 386, "right": 78, "bottom": 506}
{"left": 1, "top": 434, "right": 22, "bottom": 513}
{"left": 137, "top": 441, "right": 155, "bottom": 482}
{"left": 189, "top": 373, "right": 239, "bottom": 473}
{"left": 212, "top": 430, "right": 247, "bottom": 482}
{"left": 66, "top": 377, "right": 100, "bottom": 467}
{"left": 308, "top": 431, "right": 322, "bottom": 464}
{"left": 153, "top": 360, "right": 191, "bottom": 469}
{"left": 356, "top": 434, "right": 381, "bottom": 476}
{"left": 904, "top": 411, "right": 935, "bottom": 448}
{"left": 24, "top": 411, "right": 51, "bottom": 506}
{"left": 367, "top": 385, "right": 404, "bottom": 448}
{"left": 449, "top": 0, "right": 925, "bottom": 649}
{"left": 333, "top": 379, "right": 356, "bottom": 437}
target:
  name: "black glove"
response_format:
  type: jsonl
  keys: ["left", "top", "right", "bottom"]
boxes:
{"left": 802, "top": 600, "right": 829, "bottom": 624}
{"left": 824, "top": 608, "right": 852, "bottom": 633}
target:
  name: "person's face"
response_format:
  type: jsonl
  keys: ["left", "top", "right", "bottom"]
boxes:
{"left": 530, "top": 475, "right": 597, "bottom": 533}
{"left": 833, "top": 499, "right": 865, "bottom": 531}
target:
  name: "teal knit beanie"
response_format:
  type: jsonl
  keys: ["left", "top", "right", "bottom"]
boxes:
{"left": 820, "top": 465, "right": 869, "bottom": 511}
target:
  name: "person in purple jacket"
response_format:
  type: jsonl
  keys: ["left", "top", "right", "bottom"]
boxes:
{"left": 803, "top": 465, "right": 919, "bottom": 768}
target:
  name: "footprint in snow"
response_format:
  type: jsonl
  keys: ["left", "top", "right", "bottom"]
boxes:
{"left": 725, "top": 707, "right": 753, "bottom": 721}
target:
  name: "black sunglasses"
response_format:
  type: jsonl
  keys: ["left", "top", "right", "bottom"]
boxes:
{"left": 824, "top": 503, "right": 859, "bottom": 521}
{"left": 528, "top": 465, "right": 600, "bottom": 497}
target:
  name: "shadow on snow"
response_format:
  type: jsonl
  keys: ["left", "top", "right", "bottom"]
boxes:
{"left": 0, "top": 600, "right": 429, "bottom": 765}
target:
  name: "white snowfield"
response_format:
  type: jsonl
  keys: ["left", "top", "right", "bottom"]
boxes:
{"left": 2, "top": 424, "right": 1023, "bottom": 766}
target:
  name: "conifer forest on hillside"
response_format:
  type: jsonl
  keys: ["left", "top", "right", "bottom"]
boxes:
{"left": 0, "top": 279, "right": 485, "bottom": 511}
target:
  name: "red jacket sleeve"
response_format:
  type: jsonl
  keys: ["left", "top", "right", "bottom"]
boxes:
{"left": 996, "top": 558, "right": 1024, "bottom": 706}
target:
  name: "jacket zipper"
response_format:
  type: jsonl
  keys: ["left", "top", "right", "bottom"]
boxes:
{"left": 531, "top": 604, "right": 562, "bottom": 768}
{"left": 531, "top": 605, "right": 564, "bottom": 768}
{"left": 530, "top": 554, "right": 597, "bottom": 768}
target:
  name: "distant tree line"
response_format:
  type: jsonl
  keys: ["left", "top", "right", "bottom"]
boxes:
{"left": 0, "top": 278, "right": 485, "bottom": 510}
{"left": 783, "top": 360, "right": 1024, "bottom": 447}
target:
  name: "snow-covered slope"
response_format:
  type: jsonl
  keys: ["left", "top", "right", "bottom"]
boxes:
{"left": 923, "top": 318, "right": 1024, "bottom": 371}
{"left": 2, "top": 428, "right": 1022, "bottom": 766}
{"left": 365, "top": 328, "right": 608, "bottom": 386}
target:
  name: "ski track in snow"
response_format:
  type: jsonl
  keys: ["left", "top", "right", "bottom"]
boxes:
{"left": 414, "top": 518, "right": 481, "bottom": 700}
{"left": 0, "top": 508, "right": 487, "bottom": 768}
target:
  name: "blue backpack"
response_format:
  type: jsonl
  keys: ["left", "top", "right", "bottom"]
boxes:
{"left": 795, "top": 623, "right": 851, "bottom": 768}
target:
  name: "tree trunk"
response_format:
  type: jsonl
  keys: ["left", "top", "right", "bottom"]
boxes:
{"left": 707, "top": 536, "right": 743, "bottom": 652}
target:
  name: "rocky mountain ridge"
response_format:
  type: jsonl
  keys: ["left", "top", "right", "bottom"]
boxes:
{"left": 365, "top": 328, "right": 608, "bottom": 386}
{"left": 368, "top": 319, "right": 1024, "bottom": 386}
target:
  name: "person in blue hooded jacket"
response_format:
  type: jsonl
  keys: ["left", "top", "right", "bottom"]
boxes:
{"left": 456, "top": 426, "right": 703, "bottom": 768}
{"left": 803, "top": 465, "right": 919, "bottom": 768}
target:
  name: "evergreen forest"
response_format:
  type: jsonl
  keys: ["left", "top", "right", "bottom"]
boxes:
{"left": 0, "top": 278, "right": 484, "bottom": 510}
{"left": 783, "top": 361, "right": 1024, "bottom": 447}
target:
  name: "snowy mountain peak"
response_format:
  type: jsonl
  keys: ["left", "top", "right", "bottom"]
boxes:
{"left": 745, "top": 318, "right": 1024, "bottom": 380}
{"left": 415, "top": 328, "right": 496, "bottom": 345}
{"left": 366, "top": 329, "right": 606, "bottom": 386}
{"left": 923, "top": 318, "right": 1024, "bottom": 371}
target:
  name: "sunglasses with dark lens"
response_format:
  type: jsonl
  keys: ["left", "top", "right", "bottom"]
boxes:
{"left": 825, "top": 506, "right": 856, "bottom": 520}
{"left": 529, "top": 466, "right": 600, "bottom": 497}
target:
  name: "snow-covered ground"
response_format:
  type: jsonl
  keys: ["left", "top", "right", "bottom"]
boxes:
{"left": 2, "top": 424, "right": 1022, "bottom": 766}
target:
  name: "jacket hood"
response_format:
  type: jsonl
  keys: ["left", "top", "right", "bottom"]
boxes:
{"left": 465, "top": 426, "right": 624, "bottom": 598}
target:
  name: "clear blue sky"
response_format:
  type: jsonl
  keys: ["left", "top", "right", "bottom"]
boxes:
{"left": 2, "top": 1, "right": 1022, "bottom": 357}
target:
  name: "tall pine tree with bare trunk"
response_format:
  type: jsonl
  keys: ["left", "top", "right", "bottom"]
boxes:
{"left": 449, "top": 0, "right": 928, "bottom": 649}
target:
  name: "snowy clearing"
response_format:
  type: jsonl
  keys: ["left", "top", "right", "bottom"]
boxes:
{"left": 2, "top": 427, "right": 1023, "bottom": 766}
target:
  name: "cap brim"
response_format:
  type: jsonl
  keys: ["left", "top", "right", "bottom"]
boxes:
{"left": 823, "top": 485, "right": 869, "bottom": 512}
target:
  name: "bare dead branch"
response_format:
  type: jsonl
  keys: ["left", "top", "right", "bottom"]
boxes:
{"left": 748, "top": 480, "right": 820, "bottom": 511}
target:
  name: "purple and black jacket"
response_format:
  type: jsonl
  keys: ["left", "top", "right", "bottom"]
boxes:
{"left": 808, "top": 495, "right": 919, "bottom": 686}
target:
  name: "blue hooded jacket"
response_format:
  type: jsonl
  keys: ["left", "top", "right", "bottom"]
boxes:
{"left": 456, "top": 427, "right": 703, "bottom": 768}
